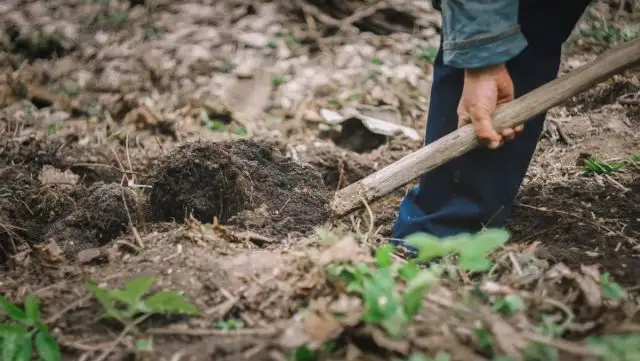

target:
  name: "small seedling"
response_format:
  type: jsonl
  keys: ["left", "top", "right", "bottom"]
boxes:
{"left": 587, "top": 333, "right": 640, "bottom": 361}
{"left": 582, "top": 156, "right": 625, "bottom": 174}
{"left": 215, "top": 319, "right": 244, "bottom": 330}
{"left": 134, "top": 338, "right": 152, "bottom": 351}
{"left": 327, "top": 229, "right": 509, "bottom": 338}
{"left": 492, "top": 294, "right": 526, "bottom": 315}
{"left": 371, "top": 57, "right": 384, "bottom": 65}
{"left": 46, "top": 123, "right": 60, "bottom": 135}
{"left": 414, "top": 45, "right": 438, "bottom": 64}
{"left": 272, "top": 75, "right": 285, "bottom": 86}
{"left": 85, "top": 276, "right": 199, "bottom": 326}
{"left": 0, "top": 294, "right": 62, "bottom": 361}
{"left": 600, "top": 272, "right": 627, "bottom": 300}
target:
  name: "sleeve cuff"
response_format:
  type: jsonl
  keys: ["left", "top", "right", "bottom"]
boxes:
{"left": 442, "top": 25, "right": 528, "bottom": 69}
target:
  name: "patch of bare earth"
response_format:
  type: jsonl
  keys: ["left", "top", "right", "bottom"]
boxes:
{"left": 1, "top": 0, "right": 640, "bottom": 360}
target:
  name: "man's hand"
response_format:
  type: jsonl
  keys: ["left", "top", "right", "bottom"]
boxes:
{"left": 457, "top": 64, "right": 524, "bottom": 149}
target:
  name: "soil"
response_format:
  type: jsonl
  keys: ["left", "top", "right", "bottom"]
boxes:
{"left": 0, "top": 0, "right": 639, "bottom": 360}
{"left": 147, "top": 139, "right": 330, "bottom": 236}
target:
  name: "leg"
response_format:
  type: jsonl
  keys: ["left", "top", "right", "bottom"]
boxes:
{"left": 391, "top": 0, "right": 591, "bottom": 251}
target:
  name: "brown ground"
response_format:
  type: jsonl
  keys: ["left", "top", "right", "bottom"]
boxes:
{"left": 0, "top": 1, "right": 639, "bottom": 360}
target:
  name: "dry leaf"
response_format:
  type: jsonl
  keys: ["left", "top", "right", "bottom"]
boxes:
{"left": 32, "top": 238, "right": 65, "bottom": 265}
{"left": 38, "top": 165, "right": 79, "bottom": 188}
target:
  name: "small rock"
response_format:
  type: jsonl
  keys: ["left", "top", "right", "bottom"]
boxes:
{"left": 77, "top": 248, "right": 103, "bottom": 264}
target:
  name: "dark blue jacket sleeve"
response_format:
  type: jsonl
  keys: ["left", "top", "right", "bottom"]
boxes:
{"left": 438, "top": 0, "right": 528, "bottom": 69}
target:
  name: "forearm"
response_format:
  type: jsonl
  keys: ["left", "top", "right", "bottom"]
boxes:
{"left": 439, "top": 0, "right": 527, "bottom": 69}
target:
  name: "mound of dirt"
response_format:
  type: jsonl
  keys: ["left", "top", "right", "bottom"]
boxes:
{"left": 148, "top": 139, "right": 330, "bottom": 236}
{"left": 0, "top": 162, "right": 137, "bottom": 264}
{"left": 44, "top": 182, "right": 138, "bottom": 256}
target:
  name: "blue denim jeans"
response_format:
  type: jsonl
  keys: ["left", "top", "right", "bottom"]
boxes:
{"left": 391, "top": 0, "right": 591, "bottom": 253}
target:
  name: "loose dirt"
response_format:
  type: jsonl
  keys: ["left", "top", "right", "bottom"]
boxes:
{"left": 148, "top": 139, "right": 330, "bottom": 236}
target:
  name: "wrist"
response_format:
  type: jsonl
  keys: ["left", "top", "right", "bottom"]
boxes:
{"left": 465, "top": 63, "right": 506, "bottom": 78}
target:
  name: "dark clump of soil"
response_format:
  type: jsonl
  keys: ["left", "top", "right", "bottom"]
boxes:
{"left": 148, "top": 139, "right": 330, "bottom": 236}
{"left": 0, "top": 162, "right": 137, "bottom": 265}
{"left": 322, "top": 118, "right": 387, "bottom": 153}
{"left": 44, "top": 182, "right": 138, "bottom": 256}
{"left": 509, "top": 173, "right": 640, "bottom": 287}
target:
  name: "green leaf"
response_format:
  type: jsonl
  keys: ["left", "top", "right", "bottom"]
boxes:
{"left": 14, "top": 335, "right": 33, "bottom": 361}
{"left": 600, "top": 273, "right": 627, "bottom": 299}
{"left": 404, "top": 233, "right": 446, "bottom": 261}
{"left": 0, "top": 324, "right": 27, "bottom": 335}
{"left": 122, "top": 277, "right": 154, "bottom": 303}
{"left": 85, "top": 282, "right": 121, "bottom": 320}
{"left": 459, "top": 256, "right": 492, "bottom": 272}
{"left": 35, "top": 331, "right": 61, "bottom": 361}
{"left": 0, "top": 295, "right": 28, "bottom": 323}
{"left": 466, "top": 229, "right": 510, "bottom": 255}
{"left": 361, "top": 268, "right": 397, "bottom": 324}
{"left": 2, "top": 329, "right": 19, "bottom": 361}
{"left": 398, "top": 261, "right": 420, "bottom": 281}
{"left": 143, "top": 291, "right": 199, "bottom": 315}
{"left": 433, "top": 352, "right": 451, "bottom": 361}
{"left": 134, "top": 338, "right": 152, "bottom": 351}
{"left": 375, "top": 244, "right": 394, "bottom": 268}
{"left": 24, "top": 295, "right": 41, "bottom": 324}
{"left": 402, "top": 271, "right": 437, "bottom": 318}
{"left": 492, "top": 294, "right": 526, "bottom": 315}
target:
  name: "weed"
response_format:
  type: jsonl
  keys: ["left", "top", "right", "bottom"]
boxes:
{"left": 414, "top": 45, "right": 438, "bottom": 64}
{"left": 582, "top": 156, "right": 625, "bottom": 174}
{"left": 371, "top": 57, "right": 384, "bottom": 65}
{"left": 581, "top": 24, "right": 640, "bottom": 45}
{"left": 215, "top": 319, "right": 244, "bottom": 330}
{"left": 600, "top": 272, "right": 627, "bottom": 300}
{"left": 587, "top": 333, "right": 640, "bottom": 361}
{"left": 492, "top": 294, "right": 526, "bottom": 315}
{"left": 45, "top": 123, "right": 59, "bottom": 135}
{"left": 85, "top": 276, "right": 199, "bottom": 326}
{"left": 0, "top": 294, "right": 62, "bottom": 361}
{"left": 272, "top": 75, "right": 285, "bottom": 86}
{"left": 327, "top": 229, "right": 510, "bottom": 337}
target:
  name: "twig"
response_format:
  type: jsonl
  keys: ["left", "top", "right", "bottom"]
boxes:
{"left": 93, "top": 315, "right": 149, "bottom": 361}
{"left": 359, "top": 194, "right": 375, "bottom": 241}
{"left": 146, "top": 327, "right": 277, "bottom": 337}
{"left": 338, "top": 1, "right": 390, "bottom": 32}
{"left": 120, "top": 183, "right": 144, "bottom": 249}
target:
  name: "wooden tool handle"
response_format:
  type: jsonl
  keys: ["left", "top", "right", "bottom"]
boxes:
{"left": 331, "top": 37, "right": 640, "bottom": 217}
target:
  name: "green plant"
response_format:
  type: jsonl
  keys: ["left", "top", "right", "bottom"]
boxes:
{"left": 215, "top": 319, "right": 244, "bottom": 330}
{"left": 492, "top": 294, "right": 526, "bottom": 315}
{"left": 414, "top": 45, "right": 438, "bottom": 64}
{"left": 600, "top": 272, "right": 627, "bottom": 300}
{"left": 45, "top": 123, "right": 59, "bottom": 135}
{"left": 85, "top": 276, "right": 199, "bottom": 326}
{"left": 0, "top": 294, "right": 61, "bottom": 361}
{"left": 582, "top": 156, "right": 625, "bottom": 174}
{"left": 581, "top": 24, "right": 640, "bottom": 45}
{"left": 371, "top": 57, "right": 384, "bottom": 65}
{"left": 272, "top": 75, "right": 285, "bottom": 86}
{"left": 327, "top": 229, "right": 510, "bottom": 338}
{"left": 587, "top": 333, "right": 640, "bottom": 361}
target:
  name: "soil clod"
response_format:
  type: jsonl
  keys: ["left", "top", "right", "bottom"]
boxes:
{"left": 148, "top": 139, "right": 330, "bottom": 237}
